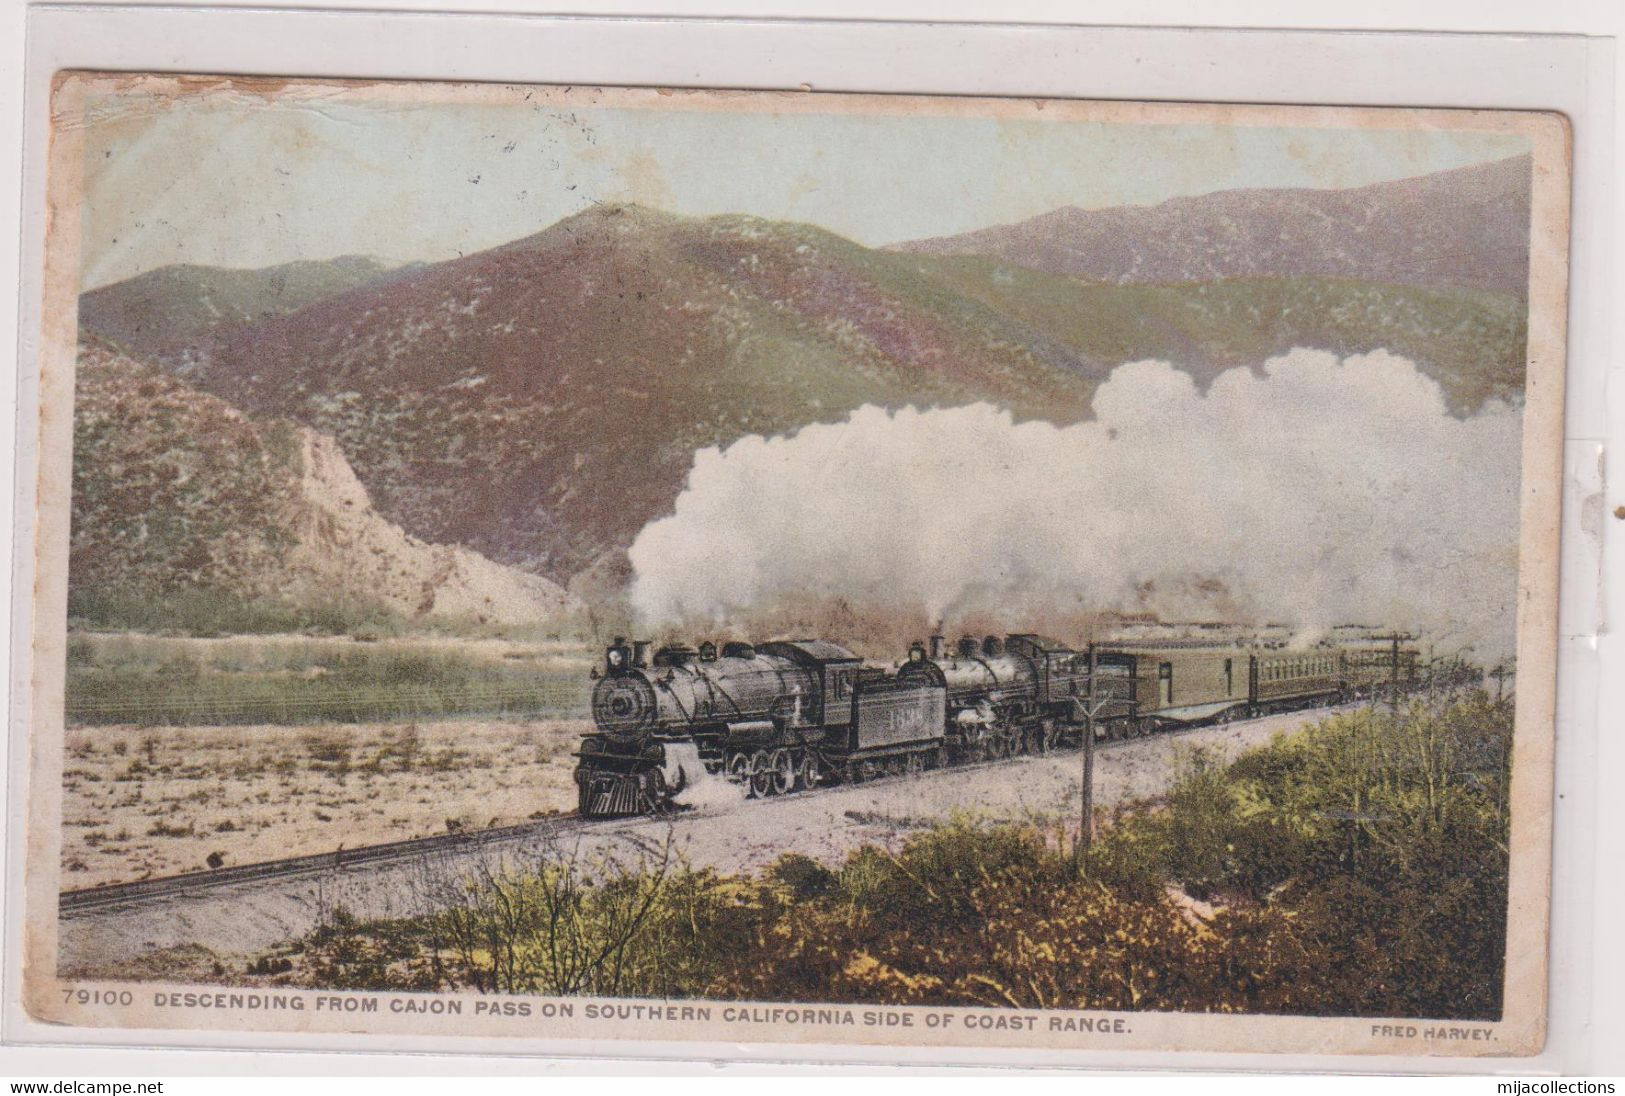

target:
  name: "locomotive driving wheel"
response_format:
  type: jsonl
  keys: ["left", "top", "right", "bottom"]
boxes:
{"left": 750, "top": 751, "right": 775, "bottom": 798}
{"left": 769, "top": 749, "right": 795, "bottom": 796}
{"left": 797, "top": 750, "right": 821, "bottom": 790}
{"left": 728, "top": 752, "right": 753, "bottom": 794}
{"left": 1037, "top": 719, "right": 1057, "bottom": 752}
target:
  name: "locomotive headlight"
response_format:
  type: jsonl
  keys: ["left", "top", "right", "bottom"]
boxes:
{"left": 607, "top": 648, "right": 626, "bottom": 669}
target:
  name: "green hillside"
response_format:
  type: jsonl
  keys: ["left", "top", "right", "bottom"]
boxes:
{"left": 913, "top": 257, "right": 1527, "bottom": 413}
{"left": 79, "top": 255, "right": 406, "bottom": 362}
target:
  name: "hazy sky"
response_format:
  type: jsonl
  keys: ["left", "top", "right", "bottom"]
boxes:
{"left": 78, "top": 89, "right": 1531, "bottom": 290}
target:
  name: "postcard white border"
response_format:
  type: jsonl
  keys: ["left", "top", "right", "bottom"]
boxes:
{"left": 5, "top": 7, "right": 1615, "bottom": 1077}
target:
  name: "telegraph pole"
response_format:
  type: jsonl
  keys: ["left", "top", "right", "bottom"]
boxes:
{"left": 1489, "top": 664, "right": 1514, "bottom": 704}
{"left": 1080, "top": 641, "right": 1098, "bottom": 864}
{"left": 1388, "top": 632, "right": 1400, "bottom": 716}
{"left": 1374, "top": 631, "right": 1410, "bottom": 716}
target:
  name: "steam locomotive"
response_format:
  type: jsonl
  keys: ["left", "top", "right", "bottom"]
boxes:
{"left": 573, "top": 629, "right": 1419, "bottom": 817}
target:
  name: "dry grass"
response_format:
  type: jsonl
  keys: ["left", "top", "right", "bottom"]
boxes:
{"left": 65, "top": 631, "right": 594, "bottom": 726}
{"left": 60, "top": 718, "right": 587, "bottom": 888}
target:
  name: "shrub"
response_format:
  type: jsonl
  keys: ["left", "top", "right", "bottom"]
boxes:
{"left": 769, "top": 853, "right": 839, "bottom": 900}
{"left": 837, "top": 815, "right": 1064, "bottom": 930}
{"left": 282, "top": 695, "right": 1511, "bottom": 1020}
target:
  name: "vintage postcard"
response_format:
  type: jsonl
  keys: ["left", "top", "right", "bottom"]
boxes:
{"left": 18, "top": 73, "right": 1569, "bottom": 1059}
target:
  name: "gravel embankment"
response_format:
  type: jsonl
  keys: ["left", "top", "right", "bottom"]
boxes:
{"left": 57, "top": 706, "right": 1331, "bottom": 974}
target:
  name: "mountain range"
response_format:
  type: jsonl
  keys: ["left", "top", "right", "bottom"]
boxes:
{"left": 78, "top": 255, "right": 413, "bottom": 366}
{"left": 893, "top": 154, "right": 1532, "bottom": 297}
{"left": 71, "top": 155, "right": 1532, "bottom": 624}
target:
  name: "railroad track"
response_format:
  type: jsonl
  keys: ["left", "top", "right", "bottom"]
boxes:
{"left": 57, "top": 752, "right": 1066, "bottom": 916}
{"left": 58, "top": 813, "right": 601, "bottom": 916}
{"left": 59, "top": 706, "right": 1346, "bottom": 918}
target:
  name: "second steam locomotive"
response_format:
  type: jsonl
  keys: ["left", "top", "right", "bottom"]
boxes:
{"left": 574, "top": 628, "right": 1419, "bottom": 817}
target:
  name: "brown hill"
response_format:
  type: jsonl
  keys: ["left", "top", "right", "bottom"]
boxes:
{"left": 70, "top": 342, "right": 579, "bottom": 628}
{"left": 892, "top": 155, "right": 1532, "bottom": 297}
{"left": 152, "top": 204, "right": 1527, "bottom": 590}
{"left": 180, "top": 205, "right": 1106, "bottom": 583}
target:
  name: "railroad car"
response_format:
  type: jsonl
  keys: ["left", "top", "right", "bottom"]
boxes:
{"left": 1334, "top": 639, "right": 1423, "bottom": 703}
{"left": 1112, "top": 641, "right": 1250, "bottom": 734}
{"left": 1250, "top": 648, "right": 1349, "bottom": 713}
{"left": 1109, "top": 635, "right": 1423, "bottom": 733}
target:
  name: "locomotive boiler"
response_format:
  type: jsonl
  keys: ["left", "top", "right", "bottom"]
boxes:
{"left": 575, "top": 636, "right": 945, "bottom": 816}
{"left": 893, "top": 633, "right": 1126, "bottom": 756}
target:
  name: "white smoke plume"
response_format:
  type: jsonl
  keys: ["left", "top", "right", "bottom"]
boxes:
{"left": 661, "top": 741, "right": 747, "bottom": 811}
{"left": 629, "top": 350, "right": 1523, "bottom": 659}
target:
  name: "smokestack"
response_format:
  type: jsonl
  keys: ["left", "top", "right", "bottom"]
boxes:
{"left": 632, "top": 640, "right": 651, "bottom": 668}
{"left": 929, "top": 635, "right": 944, "bottom": 659}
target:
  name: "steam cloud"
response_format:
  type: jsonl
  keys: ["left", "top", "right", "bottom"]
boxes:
{"left": 629, "top": 350, "right": 1522, "bottom": 658}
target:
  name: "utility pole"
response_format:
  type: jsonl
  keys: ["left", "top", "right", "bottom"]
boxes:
{"left": 1080, "top": 641, "right": 1098, "bottom": 865}
{"left": 1489, "top": 664, "right": 1514, "bottom": 704}
{"left": 1374, "top": 631, "right": 1410, "bottom": 716}
{"left": 1389, "top": 632, "right": 1400, "bottom": 716}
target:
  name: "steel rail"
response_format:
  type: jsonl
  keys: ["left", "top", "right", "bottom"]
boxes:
{"left": 58, "top": 813, "right": 602, "bottom": 917}
{"left": 58, "top": 699, "right": 1380, "bottom": 919}
{"left": 58, "top": 744, "right": 1101, "bottom": 917}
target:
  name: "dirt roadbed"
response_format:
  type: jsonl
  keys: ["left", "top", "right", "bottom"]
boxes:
{"left": 58, "top": 706, "right": 1329, "bottom": 975}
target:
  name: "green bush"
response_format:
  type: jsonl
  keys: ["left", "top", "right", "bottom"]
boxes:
{"left": 838, "top": 815, "right": 1065, "bottom": 929}
{"left": 769, "top": 853, "right": 839, "bottom": 900}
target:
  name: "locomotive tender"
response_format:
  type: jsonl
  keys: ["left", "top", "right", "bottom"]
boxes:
{"left": 573, "top": 629, "right": 1419, "bottom": 817}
